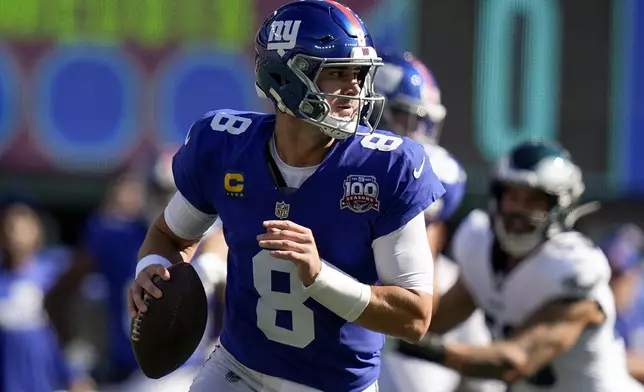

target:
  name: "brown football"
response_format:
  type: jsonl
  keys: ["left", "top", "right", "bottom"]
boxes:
{"left": 130, "top": 262, "right": 208, "bottom": 379}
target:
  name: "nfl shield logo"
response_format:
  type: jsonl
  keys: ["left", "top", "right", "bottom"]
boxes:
{"left": 275, "top": 201, "right": 290, "bottom": 219}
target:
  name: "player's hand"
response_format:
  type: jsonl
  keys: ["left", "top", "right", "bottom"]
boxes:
{"left": 127, "top": 264, "right": 171, "bottom": 317}
{"left": 258, "top": 220, "right": 321, "bottom": 286}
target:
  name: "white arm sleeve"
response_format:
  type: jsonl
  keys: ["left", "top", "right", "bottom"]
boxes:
{"left": 202, "top": 217, "right": 224, "bottom": 239}
{"left": 372, "top": 211, "right": 434, "bottom": 295}
{"left": 164, "top": 191, "right": 219, "bottom": 240}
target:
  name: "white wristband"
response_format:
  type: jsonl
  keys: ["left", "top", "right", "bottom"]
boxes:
{"left": 303, "top": 261, "right": 372, "bottom": 322}
{"left": 135, "top": 254, "right": 173, "bottom": 279}
{"left": 192, "top": 252, "right": 227, "bottom": 296}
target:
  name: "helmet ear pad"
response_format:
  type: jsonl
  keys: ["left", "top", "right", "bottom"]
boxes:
{"left": 255, "top": 55, "right": 329, "bottom": 122}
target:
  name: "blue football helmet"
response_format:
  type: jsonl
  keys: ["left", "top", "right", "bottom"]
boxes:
{"left": 255, "top": 0, "right": 385, "bottom": 140}
{"left": 373, "top": 50, "right": 446, "bottom": 142}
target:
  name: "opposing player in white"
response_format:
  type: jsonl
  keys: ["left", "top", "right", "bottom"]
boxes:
{"left": 372, "top": 49, "right": 505, "bottom": 392}
{"left": 382, "top": 255, "right": 507, "bottom": 392}
{"left": 397, "top": 140, "right": 644, "bottom": 392}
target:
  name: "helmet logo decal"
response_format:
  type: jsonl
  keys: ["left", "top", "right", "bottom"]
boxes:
{"left": 267, "top": 20, "right": 302, "bottom": 56}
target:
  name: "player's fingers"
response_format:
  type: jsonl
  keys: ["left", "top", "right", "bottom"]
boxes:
{"left": 257, "top": 230, "right": 308, "bottom": 243}
{"left": 130, "top": 284, "right": 149, "bottom": 313}
{"left": 147, "top": 264, "right": 171, "bottom": 281}
{"left": 263, "top": 220, "right": 310, "bottom": 234}
{"left": 126, "top": 284, "right": 139, "bottom": 318}
{"left": 137, "top": 274, "right": 163, "bottom": 299}
{"left": 269, "top": 250, "right": 307, "bottom": 263}
{"left": 258, "top": 239, "right": 307, "bottom": 253}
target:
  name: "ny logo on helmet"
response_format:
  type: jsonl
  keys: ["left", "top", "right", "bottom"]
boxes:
{"left": 267, "top": 20, "right": 302, "bottom": 52}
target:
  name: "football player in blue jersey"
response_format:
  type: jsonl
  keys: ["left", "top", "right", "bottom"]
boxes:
{"left": 371, "top": 49, "right": 464, "bottom": 260}
{"left": 372, "top": 50, "right": 505, "bottom": 392}
{"left": 126, "top": 1, "right": 445, "bottom": 391}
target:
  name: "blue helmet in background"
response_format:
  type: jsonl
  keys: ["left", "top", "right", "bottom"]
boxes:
{"left": 255, "top": 0, "right": 385, "bottom": 140}
{"left": 373, "top": 50, "right": 446, "bottom": 143}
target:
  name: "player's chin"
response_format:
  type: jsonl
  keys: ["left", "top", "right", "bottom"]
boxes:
{"left": 331, "top": 107, "right": 357, "bottom": 119}
{"left": 329, "top": 115, "right": 357, "bottom": 127}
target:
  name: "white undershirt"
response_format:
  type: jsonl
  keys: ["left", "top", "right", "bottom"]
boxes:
{"left": 269, "top": 135, "right": 319, "bottom": 189}
{"left": 164, "top": 142, "right": 434, "bottom": 294}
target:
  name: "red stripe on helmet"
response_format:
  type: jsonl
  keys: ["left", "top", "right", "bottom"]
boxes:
{"left": 326, "top": 0, "right": 367, "bottom": 46}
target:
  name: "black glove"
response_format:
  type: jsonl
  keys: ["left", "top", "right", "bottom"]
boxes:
{"left": 396, "top": 333, "right": 446, "bottom": 364}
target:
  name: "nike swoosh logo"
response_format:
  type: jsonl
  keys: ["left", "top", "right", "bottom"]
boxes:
{"left": 413, "top": 156, "right": 426, "bottom": 179}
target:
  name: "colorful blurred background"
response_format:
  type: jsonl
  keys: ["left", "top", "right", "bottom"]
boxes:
{"left": 1, "top": 0, "right": 644, "bottom": 391}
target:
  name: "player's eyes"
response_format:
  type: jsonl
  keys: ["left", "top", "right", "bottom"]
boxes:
{"left": 346, "top": 69, "right": 361, "bottom": 79}
{"left": 325, "top": 69, "right": 358, "bottom": 79}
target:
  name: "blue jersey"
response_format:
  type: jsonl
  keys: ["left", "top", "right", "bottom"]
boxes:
{"left": 0, "top": 249, "right": 79, "bottom": 392}
{"left": 83, "top": 214, "right": 149, "bottom": 371}
{"left": 422, "top": 143, "right": 467, "bottom": 223}
{"left": 615, "top": 279, "right": 644, "bottom": 352}
{"left": 173, "top": 109, "right": 445, "bottom": 391}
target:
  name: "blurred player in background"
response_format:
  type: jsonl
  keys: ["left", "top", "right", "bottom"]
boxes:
{"left": 373, "top": 50, "right": 504, "bottom": 392}
{"left": 75, "top": 170, "right": 151, "bottom": 387}
{"left": 601, "top": 224, "right": 644, "bottom": 383}
{"left": 127, "top": 1, "right": 445, "bottom": 391}
{"left": 146, "top": 146, "right": 182, "bottom": 225}
{"left": 0, "top": 199, "right": 94, "bottom": 391}
{"left": 370, "top": 49, "right": 459, "bottom": 259}
{"left": 57, "top": 149, "right": 225, "bottom": 391}
{"left": 398, "top": 140, "right": 644, "bottom": 391}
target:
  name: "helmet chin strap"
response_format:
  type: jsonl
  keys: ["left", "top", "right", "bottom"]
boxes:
{"left": 316, "top": 113, "right": 359, "bottom": 140}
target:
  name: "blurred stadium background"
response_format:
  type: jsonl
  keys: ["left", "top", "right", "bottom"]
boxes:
{"left": 1, "top": 0, "right": 643, "bottom": 390}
